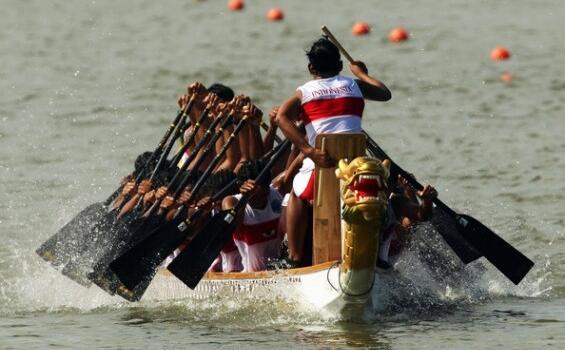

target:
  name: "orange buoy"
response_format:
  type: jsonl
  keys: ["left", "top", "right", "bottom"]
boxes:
{"left": 266, "top": 7, "right": 284, "bottom": 21}
{"left": 352, "top": 22, "right": 370, "bottom": 36}
{"left": 490, "top": 47, "right": 511, "bottom": 61}
{"left": 228, "top": 0, "right": 244, "bottom": 11}
{"left": 388, "top": 27, "right": 409, "bottom": 42}
{"left": 500, "top": 72, "right": 513, "bottom": 82}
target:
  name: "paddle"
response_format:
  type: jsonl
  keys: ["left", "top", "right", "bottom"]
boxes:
{"left": 91, "top": 116, "right": 248, "bottom": 297}
{"left": 109, "top": 177, "right": 240, "bottom": 301}
{"left": 365, "top": 134, "right": 534, "bottom": 284}
{"left": 167, "top": 139, "right": 292, "bottom": 289}
{"left": 83, "top": 112, "right": 235, "bottom": 292}
{"left": 35, "top": 97, "right": 195, "bottom": 269}
{"left": 110, "top": 96, "right": 196, "bottom": 210}
{"left": 260, "top": 120, "right": 283, "bottom": 145}
{"left": 107, "top": 114, "right": 265, "bottom": 299}
{"left": 168, "top": 105, "right": 211, "bottom": 170}
{"left": 58, "top": 99, "right": 201, "bottom": 286}
{"left": 141, "top": 111, "right": 233, "bottom": 220}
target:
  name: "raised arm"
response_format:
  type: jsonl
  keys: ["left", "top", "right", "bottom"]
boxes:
{"left": 262, "top": 106, "right": 279, "bottom": 153}
{"left": 350, "top": 61, "right": 391, "bottom": 102}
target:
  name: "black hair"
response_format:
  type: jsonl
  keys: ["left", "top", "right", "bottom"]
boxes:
{"left": 236, "top": 159, "right": 271, "bottom": 186}
{"left": 306, "top": 37, "right": 342, "bottom": 77}
{"left": 200, "top": 169, "right": 238, "bottom": 198}
{"left": 208, "top": 83, "right": 234, "bottom": 102}
{"left": 184, "top": 170, "right": 203, "bottom": 188}
{"left": 133, "top": 151, "right": 155, "bottom": 178}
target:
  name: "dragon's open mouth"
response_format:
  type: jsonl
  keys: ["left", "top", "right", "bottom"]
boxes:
{"left": 348, "top": 174, "right": 383, "bottom": 202}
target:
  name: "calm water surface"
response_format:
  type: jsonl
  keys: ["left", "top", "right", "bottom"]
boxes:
{"left": 1, "top": 0, "right": 564, "bottom": 349}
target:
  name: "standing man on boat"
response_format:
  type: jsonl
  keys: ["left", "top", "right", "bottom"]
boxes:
{"left": 275, "top": 37, "right": 391, "bottom": 267}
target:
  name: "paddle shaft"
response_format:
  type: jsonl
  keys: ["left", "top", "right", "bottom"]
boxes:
{"left": 172, "top": 114, "right": 238, "bottom": 199}
{"left": 230, "top": 139, "right": 290, "bottom": 212}
{"left": 169, "top": 106, "right": 211, "bottom": 169}
{"left": 118, "top": 114, "right": 223, "bottom": 221}
{"left": 167, "top": 112, "right": 225, "bottom": 191}
{"left": 260, "top": 120, "right": 283, "bottom": 144}
{"left": 321, "top": 26, "right": 355, "bottom": 63}
{"left": 364, "top": 134, "right": 454, "bottom": 215}
{"left": 143, "top": 114, "right": 234, "bottom": 217}
{"left": 148, "top": 108, "right": 189, "bottom": 183}
{"left": 139, "top": 97, "right": 196, "bottom": 181}
{"left": 110, "top": 98, "right": 195, "bottom": 209}
{"left": 172, "top": 115, "right": 249, "bottom": 215}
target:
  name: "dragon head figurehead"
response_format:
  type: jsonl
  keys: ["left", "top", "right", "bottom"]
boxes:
{"left": 334, "top": 156, "right": 391, "bottom": 300}
{"left": 335, "top": 157, "right": 390, "bottom": 222}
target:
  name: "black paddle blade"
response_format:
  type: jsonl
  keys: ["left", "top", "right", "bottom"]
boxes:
{"left": 36, "top": 202, "right": 107, "bottom": 268}
{"left": 431, "top": 208, "right": 482, "bottom": 264}
{"left": 109, "top": 215, "right": 190, "bottom": 292}
{"left": 60, "top": 210, "right": 122, "bottom": 286}
{"left": 85, "top": 214, "right": 162, "bottom": 292}
{"left": 61, "top": 207, "right": 147, "bottom": 287}
{"left": 167, "top": 209, "right": 237, "bottom": 289}
{"left": 455, "top": 214, "right": 534, "bottom": 284}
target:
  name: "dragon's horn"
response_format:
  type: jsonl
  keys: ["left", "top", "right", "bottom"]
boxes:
{"left": 335, "top": 158, "right": 350, "bottom": 179}
{"left": 382, "top": 159, "right": 391, "bottom": 179}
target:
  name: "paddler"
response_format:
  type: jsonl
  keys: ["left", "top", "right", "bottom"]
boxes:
{"left": 274, "top": 37, "right": 391, "bottom": 267}
{"left": 379, "top": 175, "right": 438, "bottom": 268}
{"left": 221, "top": 159, "right": 284, "bottom": 272}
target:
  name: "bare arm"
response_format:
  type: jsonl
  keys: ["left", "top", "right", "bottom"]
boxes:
{"left": 276, "top": 92, "right": 334, "bottom": 168}
{"left": 215, "top": 126, "right": 240, "bottom": 172}
{"left": 248, "top": 123, "right": 264, "bottom": 159}
{"left": 350, "top": 61, "right": 391, "bottom": 101}
{"left": 262, "top": 106, "right": 279, "bottom": 153}
{"left": 391, "top": 185, "right": 437, "bottom": 222}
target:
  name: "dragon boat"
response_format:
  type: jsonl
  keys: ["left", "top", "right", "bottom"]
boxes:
{"left": 142, "top": 133, "right": 393, "bottom": 317}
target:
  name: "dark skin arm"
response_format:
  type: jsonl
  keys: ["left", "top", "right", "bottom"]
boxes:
{"left": 271, "top": 152, "right": 305, "bottom": 195}
{"left": 262, "top": 106, "right": 279, "bottom": 153}
{"left": 276, "top": 92, "right": 335, "bottom": 168}
{"left": 350, "top": 61, "right": 391, "bottom": 101}
{"left": 246, "top": 105, "right": 264, "bottom": 159}
{"left": 391, "top": 184, "right": 438, "bottom": 222}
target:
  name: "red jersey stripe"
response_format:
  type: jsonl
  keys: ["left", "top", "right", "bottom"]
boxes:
{"left": 301, "top": 97, "right": 364, "bottom": 123}
{"left": 233, "top": 218, "right": 280, "bottom": 246}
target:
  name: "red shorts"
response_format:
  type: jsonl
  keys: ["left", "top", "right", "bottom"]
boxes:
{"left": 292, "top": 159, "right": 316, "bottom": 201}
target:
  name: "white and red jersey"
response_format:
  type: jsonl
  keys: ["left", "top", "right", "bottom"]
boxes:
{"left": 232, "top": 187, "right": 283, "bottom": 272}
{"left": 220, "top": 239, "right": 243, "bottom": 272}
{"left": 297, "top": 75, "right": 365, "bottom": 146}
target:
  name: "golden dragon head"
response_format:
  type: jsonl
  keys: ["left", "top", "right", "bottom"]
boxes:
{"left": 335, "top": 157, "right": 390, "bottom": 221}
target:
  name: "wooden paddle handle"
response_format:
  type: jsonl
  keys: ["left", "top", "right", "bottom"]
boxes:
{"left": 321, "top": 26, "right": 355, "bottom": 63}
